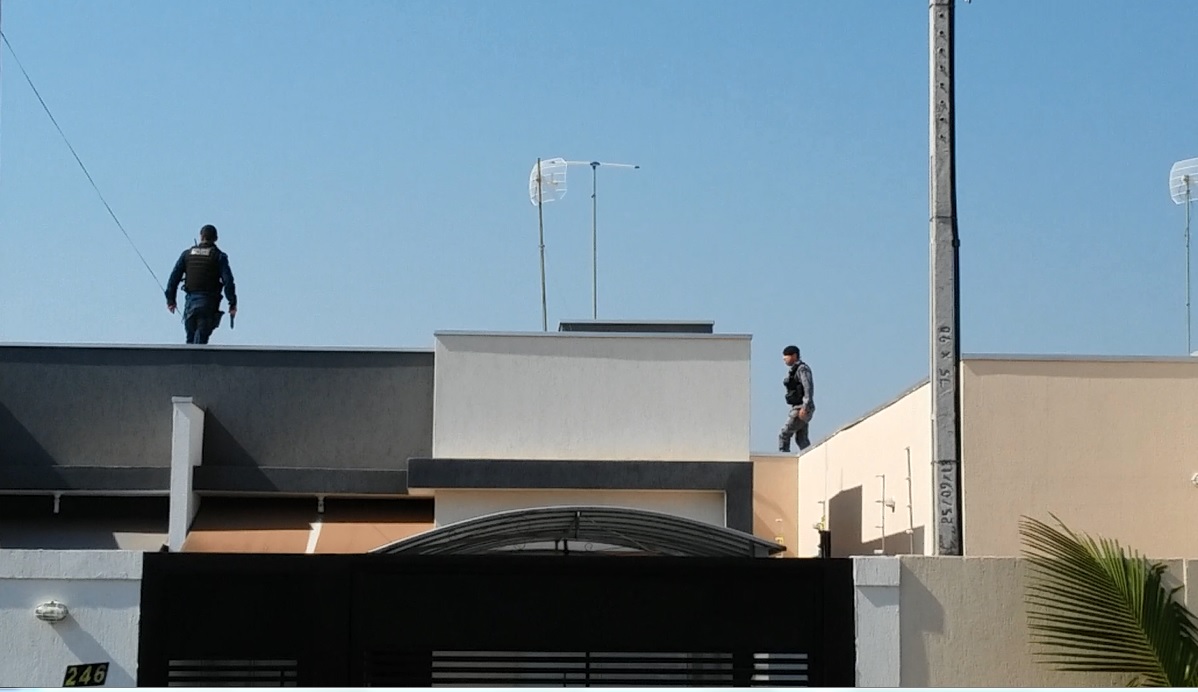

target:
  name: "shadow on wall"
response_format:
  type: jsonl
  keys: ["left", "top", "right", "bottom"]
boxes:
{"left": 202, "top": 412, "right": 257, "bottom": 467}
{"left": 897, "top": 562, "right": 944, "bottom": 687}
{"left": 827, "top": 485, "right": 925, "bottom": 556}
{"left": 0, "top": 496, "right": 168, "bottom": 550}
{"left": 0, "top": 401, "right": 63, "bottom": 487}
{"left": 55, "top": 619, "right": 135, "bottom": 686}
{"left": 0, "top": 580, "right": 140, "bottom": 687}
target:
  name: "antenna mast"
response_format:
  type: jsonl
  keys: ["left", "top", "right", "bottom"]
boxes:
{"left": 537, "top": 159, "right": 547, "bottom": 332}
{"left": 529, "top": 158, "right": 569, "bottom": 331}
{"left": 1169, "top": 157, "right": 1198, "bottom": 354}
{"left": 564, "top": 160, "right": 639, "bottom": 319}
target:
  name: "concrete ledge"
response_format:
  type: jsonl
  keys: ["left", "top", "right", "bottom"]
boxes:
{"left": 0, "top": 466, "right": 170, "bottom": 492}
{"left": 0, "top": 549, "right": 143, "bottom": 579}
{"left": 193, "top": 466, "right": 409, "bottom": 495}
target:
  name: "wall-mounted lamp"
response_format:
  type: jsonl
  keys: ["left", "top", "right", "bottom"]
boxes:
{"left": 34, "top": 600, "right": 69, "bottom": 623}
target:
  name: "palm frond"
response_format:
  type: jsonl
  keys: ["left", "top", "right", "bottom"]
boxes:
{"left": 1019, "top": 514, "right": 1198, "bottom": 687}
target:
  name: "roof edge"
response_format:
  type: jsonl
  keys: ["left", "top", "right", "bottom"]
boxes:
{"left": 802, "top": 376, "right": 930, "bottom": 451}
{"left": 963, "top": 352, "right": 1198, "bottom": 364}
{"left": 433, "top": 330, "right": 751, "bottom": 340}
{"left": 0, "top": 342, "right": 435, "bottom": 354}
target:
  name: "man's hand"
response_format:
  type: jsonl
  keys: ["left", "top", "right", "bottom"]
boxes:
{"left": 167, "top": 303, "right": 176, "bottom": 314}
{"left": 798, "top": 407, "right": 811, "bottom": 422}
{"left": 229, "top": 306, "right": 237, "bottom": 317}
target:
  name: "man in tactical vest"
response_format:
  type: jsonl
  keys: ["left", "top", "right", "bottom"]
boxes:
{"left": 165, "top": 224, "right": 237, "bottom": 344}
{"left": 778, "top": 344, "right": 815, "bottom": 453}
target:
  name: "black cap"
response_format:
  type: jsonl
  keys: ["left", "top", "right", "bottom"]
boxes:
{"left": 782, "top": 345, "right": 799, "bottom": 357}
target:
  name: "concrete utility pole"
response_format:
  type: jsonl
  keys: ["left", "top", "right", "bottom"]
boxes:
{"left": 929, "top": 0, "right": 963, "bottom": 555}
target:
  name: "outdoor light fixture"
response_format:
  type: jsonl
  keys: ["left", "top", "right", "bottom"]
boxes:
{"left": 34, "top": 600, "right": 69, "bottom": 623}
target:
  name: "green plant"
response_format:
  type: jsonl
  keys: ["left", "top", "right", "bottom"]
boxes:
{"left": 1020, "top": 514, "right": 1198, "bottom": 686}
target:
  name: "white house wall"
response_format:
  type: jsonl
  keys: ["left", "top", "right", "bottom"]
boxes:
{"left": 432, "top": 332, "right": 752, "bottom": 461}
{"left": 797, "top": 382, "right": 933, "bottom": 557}
{"left": 0, "top": 550, "right": 142, "bottom": 688}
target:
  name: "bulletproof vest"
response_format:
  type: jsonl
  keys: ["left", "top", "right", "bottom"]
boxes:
{"left": 785, "top": 362, "right": 806, "bottom": 405}
{"left": 183, "top": 244, "right": 221, "bottom": 293}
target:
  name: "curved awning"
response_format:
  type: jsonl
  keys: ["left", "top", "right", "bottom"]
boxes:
{"left": 369, "top": 505, "right": 784, "bottom": 558}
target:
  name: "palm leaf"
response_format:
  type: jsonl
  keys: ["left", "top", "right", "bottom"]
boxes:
{"left": 1019, "top": 514, "right": 1198, "bottom": 687}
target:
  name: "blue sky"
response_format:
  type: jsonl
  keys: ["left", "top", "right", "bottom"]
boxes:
{"left": 2, "top": 1, "right": 1196, "bottom": 450}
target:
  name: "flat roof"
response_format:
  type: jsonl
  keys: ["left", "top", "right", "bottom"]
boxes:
{"left": 433, "top": 330, "right": 751, "bottom": 340}
{"left": 0, "top": 341, "right": 434, "bottom": 354}
{"left": 558, "top": 320, "right": 715, "bottom": 334}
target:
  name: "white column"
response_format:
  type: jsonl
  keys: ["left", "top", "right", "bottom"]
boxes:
{"left": 853, "top": 556, "right": 901, "bottom": 687}
{"left": 169, "top": 397, "right": 204, "bottom": 552}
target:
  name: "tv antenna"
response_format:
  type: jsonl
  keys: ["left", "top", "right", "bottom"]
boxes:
{"left": 528, "top": 157, "right": 568, "bottom": 331}
{"left": 560, "top": 160, "right": 639, "bottom": 319}
{"left": 1169, "top": 157, "right": 1198, "bottom": 354}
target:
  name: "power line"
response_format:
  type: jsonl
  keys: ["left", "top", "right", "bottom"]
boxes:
{"left": 0, "top": 30, "right": 164, "bottom": 293}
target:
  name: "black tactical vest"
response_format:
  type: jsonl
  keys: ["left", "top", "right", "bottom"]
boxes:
{"left": 183, "top": 244, "right": 221, "bottom": 293}
{"left": 784, "top": 363, "right": 806, "bottom": 406}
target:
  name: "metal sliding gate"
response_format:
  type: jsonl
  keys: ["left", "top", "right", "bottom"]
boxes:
{"left": 138, "top": 553, "right": 855, "bottom": 687}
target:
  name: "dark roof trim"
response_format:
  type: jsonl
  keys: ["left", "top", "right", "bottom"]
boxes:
{"left": 0, "top": 342, "right": 434, "bottom": 355}
{"left": 557, "top": 320, "right": 715, "bottom": 334}
{"left": 193, "top": 466, "right": 409, "bottom": 495}
{"left": 0, "top": 465, "right": 169, "bottom": 493}
{"left": 371, "top": 505, "right": 783, "bottom": 558}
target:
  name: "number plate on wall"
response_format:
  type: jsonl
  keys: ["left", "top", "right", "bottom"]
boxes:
{"left": 63, "top": 662, "right": 109, "bottom": 687}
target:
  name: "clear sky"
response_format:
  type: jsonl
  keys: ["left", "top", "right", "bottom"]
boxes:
{"left": 2, "top": 0, "right": 1197, "bottom": 451}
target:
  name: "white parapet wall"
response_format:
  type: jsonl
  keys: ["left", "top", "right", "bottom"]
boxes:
{"left": 0, "top": 550, "right": 143, "bottom": 688}
{"left": 432, "top": 331, "right": 752, "bottom": 461}
{"left": 799, "top": 382, "right": 932, "bottom": 557}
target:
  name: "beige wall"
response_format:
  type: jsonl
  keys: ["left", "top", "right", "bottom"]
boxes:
{"left": 961, "top": 357, "right": 1198, "bottom": 557}
{"left": 432, "top": 489, "right": 728, "bottom": 529}
{"left": 796, "top": 382, "right": 933, "bottom": 557}
{"left": 751, "top": 454, "right": 798, "bottom": 556}
{"left": 899, "top": 556, "right": 1196, "bottom": 687}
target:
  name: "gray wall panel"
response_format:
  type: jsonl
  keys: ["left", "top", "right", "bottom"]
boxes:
{"left": 0, "top": 346, "right": 434, "bottom": 489}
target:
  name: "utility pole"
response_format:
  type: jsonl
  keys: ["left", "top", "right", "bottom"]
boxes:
{"left": 929, "top": 0, "right": 963, "bottom": 556}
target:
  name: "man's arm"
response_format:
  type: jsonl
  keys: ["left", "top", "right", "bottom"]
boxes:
{"left": 164, "top": 251, "right": 186, "bottom": 309}
{"left": 798, "top": 365, "right": 814, "bottom": 409}
{"left": 219, "top": 252, "right": 237, "bottom": 311}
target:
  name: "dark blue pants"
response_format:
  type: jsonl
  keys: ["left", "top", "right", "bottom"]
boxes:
{"left": 183, "top": 294, "right": 220, "bottom": 345}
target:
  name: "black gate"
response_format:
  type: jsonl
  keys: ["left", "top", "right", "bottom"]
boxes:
{"left": 138, "top": 553, "right": 855, "bottom": 687}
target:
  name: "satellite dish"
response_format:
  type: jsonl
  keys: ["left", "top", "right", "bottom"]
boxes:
{"left": 529, "top": 158, "right": 568, "bottom": 206}
{"left": 1169, "top": 157, "right": 1198, "bottom": 205}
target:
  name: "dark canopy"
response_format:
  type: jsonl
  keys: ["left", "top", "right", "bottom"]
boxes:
{"left": 370, "top": 505, "right": 784, "bottom": 558}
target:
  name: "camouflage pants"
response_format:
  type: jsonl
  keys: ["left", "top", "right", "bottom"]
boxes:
{"left": 778, "top": 405, "right": 813, "bottom": 452}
